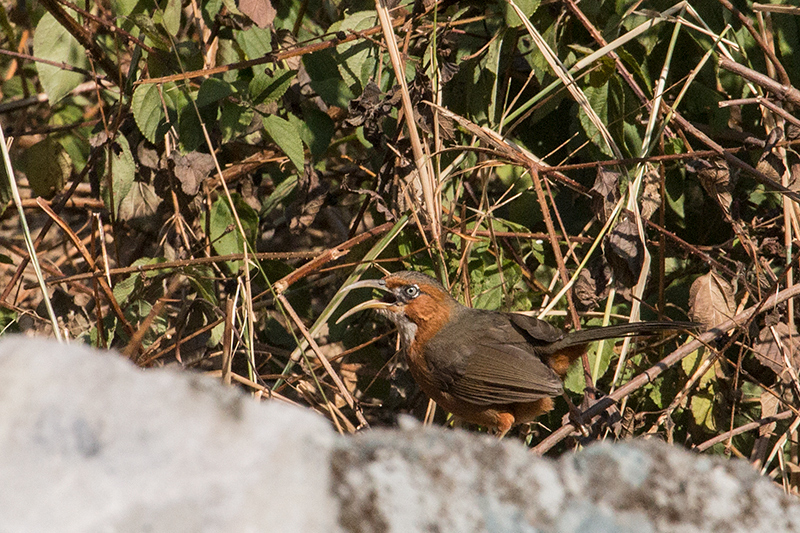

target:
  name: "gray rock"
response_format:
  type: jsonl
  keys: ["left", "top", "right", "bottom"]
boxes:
{"left": 0, "top": 336, "right": 337, "bottom": 533}
{"left": 0, "top": 336, "right": 798, "bottom": 533}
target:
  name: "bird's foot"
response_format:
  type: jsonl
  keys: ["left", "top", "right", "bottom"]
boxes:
{"left": 561, "top": 391, "right": 590, "bottom": 438}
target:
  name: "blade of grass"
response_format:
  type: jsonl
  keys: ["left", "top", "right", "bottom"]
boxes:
{"left": 508, "top": 0, "right": 622, "bottom": 160}
{"left": 374, "top": 0, "right": 440, "bottom": 244}
{"left": 0, "top": 129, "right": 62, "bottom": 341}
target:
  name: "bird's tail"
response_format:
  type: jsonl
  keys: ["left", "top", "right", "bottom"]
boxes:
{"left": 539, "top": 321, "right": 696, "bottom": 357}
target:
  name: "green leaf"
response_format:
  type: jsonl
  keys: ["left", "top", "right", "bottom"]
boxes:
{"left": 261, "top": 174, "right": 297, "bottom": 216}
{"left": 304, "top": 50, "right": 354, "bottom": 107}
{"left": 130, "top": 13, "right": 171, "bottom": 50}
{"left": 236, "top": 26, "right": 272, "bottom": 60}
{"left": 196, "top": 77, "right": 234, "bottom": 108}
{"left": 249, "top": 68, "right": 295, "bottom": 105}
{"left": 185, "top": 265, "right": 218, "bottom": 304}
{"left": 330, "top": 11, "right": 378, "bottom": 92}
{"left": 0, "top": 305, "right": 19, "bottom": 335}
{"left": 564, "top": 340, "right": 612, "bottom": 394}
{"left": 113, "top": 272, "right": 139, "bottom": 307}
{"left": 504, "top": 0, "right": 540, "bottom": 27}
{"left": 132, "top": 83, "right": 171, "bottom": 143}
{"left": 101, "top": 135, "right": 136, "bottom": 219}
{"left": 50, "top": 104, "right": 90, "bottom": 169}
{"left": 219, "top": 100, "right": 254, "bottom": 143}
{"left": 33, "top": 12, "right": 89, "bottom": 103}
{"left": 588, "top": 56, "right": 615, "bottom": 88}
{"left": 617, "top": 46, "right": 652, "bottom": 94}
{"left": 262, "top": 114, "right": 304, "bottom": 172}
{"left": 110, "top": 0, "right": 145, "bottom": 17}
{"left": 294, "top": 108, "right": 334, "bottom": 158}
{"left": 163, "top": 0, "right": 182, "bottom": 35}
{"left": 20, "top": 138, "right": 72, "bottom": 198}
{"left": 202, "top": 194, "right": 259, "bottom": 274}
{"left": 681, "top": 347, "right": 702, "bottom": 377}
{"left": 691, "top": 389, "right": 716, "bottom": 432}
{"left": 579, "top": 84, "right": 613, "bottom": 157}
{"left": 178, "top": 104, "right": 203, "bottom": 152}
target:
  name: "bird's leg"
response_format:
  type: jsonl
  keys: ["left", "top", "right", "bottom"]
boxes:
{"left": 561, "top": 391, "right": 590, "bottom": 437}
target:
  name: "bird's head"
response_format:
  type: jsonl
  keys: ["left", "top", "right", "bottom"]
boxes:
{"left": 337, "top": 271, "right": 459, "bottom": 348}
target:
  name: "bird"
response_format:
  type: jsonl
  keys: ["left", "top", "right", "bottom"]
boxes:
{"left": 338, "top": 270, "right": 694, "bottom": 437}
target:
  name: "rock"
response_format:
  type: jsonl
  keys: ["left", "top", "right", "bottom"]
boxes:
{"left": 0, "top": 336, "right": 337, "bottom": 533}
{"left": 0, "top": 336, "right": 798, "bottom": 532}
{"left": 334, "top": 425, "right": 800, "bottom": 533}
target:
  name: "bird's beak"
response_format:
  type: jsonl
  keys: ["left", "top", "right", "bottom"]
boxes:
{"left": 336, "top": 278, "right": 393, "bottom": 324}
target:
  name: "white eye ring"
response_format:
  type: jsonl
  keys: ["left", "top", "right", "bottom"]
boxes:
{"left": 404, "top": 285, "right": 420, "bottom": 298}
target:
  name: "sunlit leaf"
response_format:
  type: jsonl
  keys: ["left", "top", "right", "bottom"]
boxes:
{"left": 33, "top": 13, "right": 89, "bottom": 103}
{"left": 262, "top": 114, "right": 304, "bottom": 172}
{"left": 20, "top": 138, "right": 72, "bottom": 198}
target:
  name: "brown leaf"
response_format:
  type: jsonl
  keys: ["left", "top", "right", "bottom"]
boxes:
{"left": 238, "top": 0, "right": 276, "bottom": 29}
{"left": 273, "top": 29, "right": 299, "bottom": 70}
{"left": 686, "top": 158, "right": 733, "bottom": 216}
{"left": 573, "top": 255, "right": 612, "bottom": 311}
{"left": 118, "top": 182, "right": 160, "bottom": 232}
{"left": 170, "top": 151, "right": 215, "bottom": 196}
{"left": 590, "top": 167, "right": 620, "bottom": 223}
{"left": 755, "top": 127, "right": 785, "bottom": 182}
{"left": 790, "top": 158, "right": 800, "bottom": 192}
{"left": 752, "top": 322, "right": 800, "bottom": 376}
{"left": 345, "top": 81, "right": 400, "bottom": 146}
{"left": 640, "top": 164, "right": 661, "bottom": 220}
{"left": 410, "top": 74, "right": 454, "bottom": 141}
{"left": 288, "top": 163, "right": 329, "bottom": 235}
{"left": 604, "top": 217, "right": 643, "bottom": 290}
{"left": 688, "top": 271, "right": 736, "bottom": 328}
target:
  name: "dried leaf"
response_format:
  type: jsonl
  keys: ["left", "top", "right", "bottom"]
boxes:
{"left": 238, "top": 0, "right": 276, "bottom": 29}
{"left": 272, "top": 29, "right": 299, "bottom": 70}
{"left": 686, "top": 158, "right": 733, "bottom": 216}
{"left": 573, "top": 255, "right": 612, "bottom": 311}
{"left": 604, "top": 217, "right": 643, "bottom": 290}
{"left": 758, "top": 391, "right": 780, "bottom": 436}
{"left": 790, "top": 158, "right": 800, "bottom": 192}
{"left": 170, "top": 151, "right": 215, "bottom": 196}
{"left": 409, "top": 74, "right": 454, "bottom": 141}
{"left": 752, "top": 322, "right": 800, "bottom": 376}
{"left": 590, "top": 167, "right": 620, "bottom": 223}
{"left": 137, "top": 142, "right": 160, "bottom": 170}
{"left": 288, "top": 163, "right": 328, "bottom": 235}
{"left": 688, "top": 271, "right": 736, "bottom": 328}
{"left": 346, "top": 80, "right": 401, "bottom": 146}
{"left": 640, "top": 164, "right": 661, "bottom": 220}
{"left": 118, "top": 181, "right": 160, "bottom": 231}
{"left": 755, "top": 127, "right": 785, "bottom": 182}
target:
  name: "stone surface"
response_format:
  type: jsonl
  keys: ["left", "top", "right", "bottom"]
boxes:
{"left": 1, "top": 336, "right": 798, "bottom": 533}
{"left": 0, "top": 336, "right": 337, "bottom": 533}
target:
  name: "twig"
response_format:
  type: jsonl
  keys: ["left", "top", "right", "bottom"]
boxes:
{"left": 277, "top": 293, "right": 369, "bottom": 430}
{"left": 532, "top": 282, "right": 800, "bottom": 455}
{"left": 138, "top": 13, "right": 409, "bottom": 85}
{"left": 715, "top": 0, "right": 791, "bottom": 85}
{"left": 718, "top": 58, "right": 800, "bottom": 107}
{"left": 374, "top": 0, "right": 439, "bottom": 244}
{"left": 36, "top": 198, "right": 135, "bottom": 338}
{"left": 694, "top": 410, "right": 794, "bottom": 452}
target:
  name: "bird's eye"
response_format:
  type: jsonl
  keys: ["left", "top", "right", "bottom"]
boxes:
{"left": 404, "top": 285, "right": 420, "bottom": 299}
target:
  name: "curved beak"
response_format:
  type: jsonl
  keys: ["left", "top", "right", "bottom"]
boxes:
{"left": 336, "top": 278, "right": 392, "bottom": 324}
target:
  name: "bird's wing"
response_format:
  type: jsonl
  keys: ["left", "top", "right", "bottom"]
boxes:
{"left": 425, "top": 313, "right": 564, "bottom": 406}
{"left": 506, "top": 312, "right": 565, "bottom": 344}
